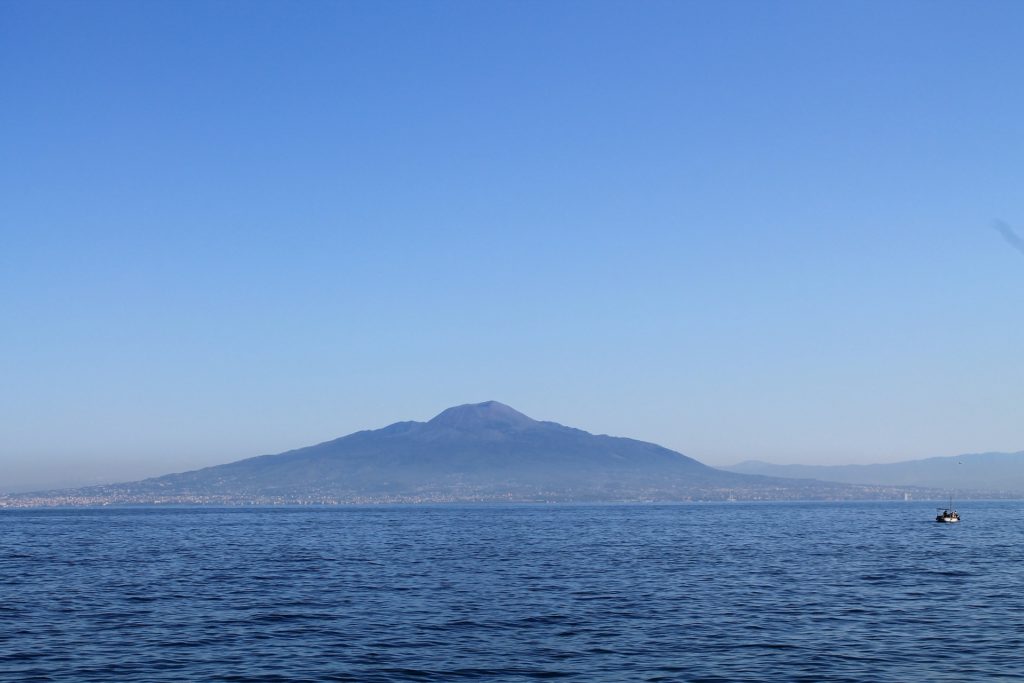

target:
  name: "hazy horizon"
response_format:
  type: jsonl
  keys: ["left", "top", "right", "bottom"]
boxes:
{"left": 3, "top": 399, "right": 1020, "bottom": 494}
{"left": 3, "top": 2, "right": 1024, "bottom": 492}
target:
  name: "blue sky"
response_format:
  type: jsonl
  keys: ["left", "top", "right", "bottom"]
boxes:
{"left": 2, "top": 1, "right": 1023, "bottom": 491}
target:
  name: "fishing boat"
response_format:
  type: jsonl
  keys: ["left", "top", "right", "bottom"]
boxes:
{"left": 935, "top": 497, "right": 960, "bottom": 523}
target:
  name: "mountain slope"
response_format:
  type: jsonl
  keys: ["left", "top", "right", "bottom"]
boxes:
{"left": 138, "top": 401, "right": 737, "bottom": 496}
{"left": 3, "top": 401, "right": 942, "bottom": 505}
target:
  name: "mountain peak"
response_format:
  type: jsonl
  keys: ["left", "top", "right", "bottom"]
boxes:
{"left": 427, "top": 401, "right": 536, "bottom": 431}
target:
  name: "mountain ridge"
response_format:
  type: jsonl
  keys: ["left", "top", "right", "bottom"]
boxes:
{"left": 724, "top": 451, "right": 1024, "bottom": 493}
{"left": 0, "top": 401, "right": 974, "bottom": 506}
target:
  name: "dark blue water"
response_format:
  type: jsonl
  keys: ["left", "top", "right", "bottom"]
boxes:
{"left": 3, "top": 502, "right": 1023, "bottom": 682}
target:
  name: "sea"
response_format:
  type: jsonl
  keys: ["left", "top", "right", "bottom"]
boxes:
{"left": 2, "top": 501, "right": 1023, "bottom": 682}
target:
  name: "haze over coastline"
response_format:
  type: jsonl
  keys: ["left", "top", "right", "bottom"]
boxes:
{"left": 5, "top": 401, "right": 999, "bottom": 507}
{"left": 2, "top": 2, "right": 1024, "bottom": 490}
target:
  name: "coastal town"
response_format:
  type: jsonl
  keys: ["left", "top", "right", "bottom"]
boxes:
{"left": 0, "top": 479, "right": 963, "bottom": 509}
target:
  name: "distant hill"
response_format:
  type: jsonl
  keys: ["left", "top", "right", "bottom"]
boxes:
{"left": 0, "top": 401, "right": 934, "bottom": 506}
{"left": 147, "top": 400, "right": 738, "bottom": 496}
{"left": 724, "top": 451, "right": 1024, "bottom": 494}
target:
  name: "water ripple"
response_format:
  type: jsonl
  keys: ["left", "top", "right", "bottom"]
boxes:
{"left": 2, "top": 502, "right": 1024, "bottom": 681}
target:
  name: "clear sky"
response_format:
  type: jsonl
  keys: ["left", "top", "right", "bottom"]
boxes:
{"left": 2, "top": 0, "right": 1023, "bottom": 492}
